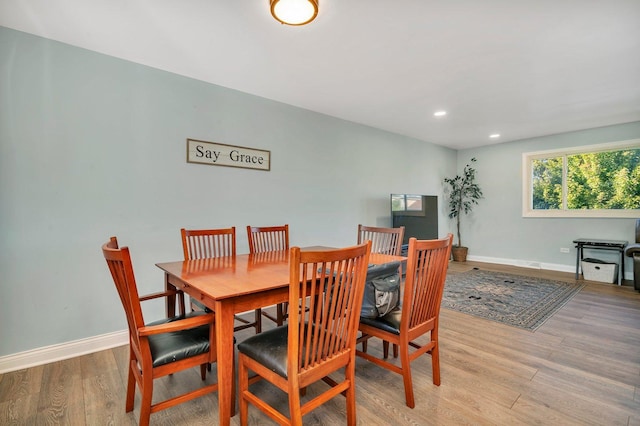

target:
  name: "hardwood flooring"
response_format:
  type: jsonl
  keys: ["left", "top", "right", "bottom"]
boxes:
{"left": 2, "top": 261, "right": 639, "bottom": 425}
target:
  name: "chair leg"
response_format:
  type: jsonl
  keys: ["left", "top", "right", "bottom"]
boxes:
{"left": 345, "top": 364, "right": 357, "bottom": 426}
{"left": 125, "top": 358, "right": 136, "bottom": 412}
{"left": 254, "top": 308, "right": 262, "bottom": 333}
{"left": 399, "top": 344, "right": 415, "bottom": 409}
{"left": 431, "top": 341, "right": 441, "bottom": 386}
{"left": 200, "top": 364, "right": 207, "bottom": 380}
{"left": 288, "top": 383, "right": 303, "bottom": 426}
{"left": 178, "top": 292, "right": 186, "bottom": 316}
{"left": 383, "top": 340, "right": 389, "bottom": 358}
{"left": 231, "top": 351, "right": 236, "bottom": 416}
{"left": 358, "top": 332, "right": 369, "bottom": 353}
{"left": 276, "top": 303, "right": 285, "bottom": 326}
{"left": 239, "top": 357, "right": 249, "bottom": 426}
{"left": 139, "top": 365, "right": 154, "bottom": 426}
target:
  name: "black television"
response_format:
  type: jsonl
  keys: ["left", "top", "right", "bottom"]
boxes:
{"left": 391, "top": 194, "right": 438, "bottom": 245}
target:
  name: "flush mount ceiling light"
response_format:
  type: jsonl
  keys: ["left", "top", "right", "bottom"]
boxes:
{"left": 270, "top": 0, "right": 318, "bottom": 26}
{"left": 489, "top": 133, "right": 501, "bottom": 139}
{"left": 433, "top": 111, "right": 447, "bottom": 117}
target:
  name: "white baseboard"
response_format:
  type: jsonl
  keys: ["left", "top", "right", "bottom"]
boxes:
{"left": 467, "top": 255, "right": 633, "bottom": 280}
{"left": 0, "top": 330, "right": 128, "bottom": 374}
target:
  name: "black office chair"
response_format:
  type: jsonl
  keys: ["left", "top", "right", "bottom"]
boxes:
{"left": 625, "top": 219, "right": 640, "bottom": 291}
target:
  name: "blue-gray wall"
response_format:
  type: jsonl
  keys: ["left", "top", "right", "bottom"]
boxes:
{"left": 460, "top": 123, "right": 640, "bottom": 271}
{"left": 0, "top": 27, "right": 455, "bottom": 357}
{"left": 1, "top": 26, "right": 638, "bottom": 359}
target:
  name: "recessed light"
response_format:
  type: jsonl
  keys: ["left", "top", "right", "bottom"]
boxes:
{"left": 433, "top": 111, "right": 447, "bottom": 117}
{"left": 489, "top": 134, "right": 500, "bottom": 139}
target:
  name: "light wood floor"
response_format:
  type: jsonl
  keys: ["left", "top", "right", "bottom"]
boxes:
{"left": 2, "top": 262, "right": 640, "bottom": 425}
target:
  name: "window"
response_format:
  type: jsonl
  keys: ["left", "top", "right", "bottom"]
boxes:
{"left": 391, "top": 194, "right": 424, "bottom": 214}
{"left": 522, "top": 140, "right": 640, "bottom": 218}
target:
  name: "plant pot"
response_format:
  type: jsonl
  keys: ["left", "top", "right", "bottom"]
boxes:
{"left": 451, "top": 246, "right": 468, "bottom": 262}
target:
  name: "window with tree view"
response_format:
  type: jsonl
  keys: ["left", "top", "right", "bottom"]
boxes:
{"left": 523, "top": 140, "right": 640, "bottom": 218}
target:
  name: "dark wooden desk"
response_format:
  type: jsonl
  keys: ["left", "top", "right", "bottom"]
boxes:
{"left": 573, "top": 238, "right": 627, "bottom": 285}
{"left": 156, "top": 249, "right": 405, "bottom": 426}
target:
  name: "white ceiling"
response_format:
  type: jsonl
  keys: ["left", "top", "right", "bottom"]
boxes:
{"left": 2, "top": 0, "right": 640, "bottom": 150}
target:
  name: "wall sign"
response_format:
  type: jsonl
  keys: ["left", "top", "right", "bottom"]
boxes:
{"left": 186, "top": 138, "right": 271, "bottom": 171}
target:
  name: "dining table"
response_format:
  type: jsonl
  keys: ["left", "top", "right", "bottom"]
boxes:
{"left": 156, "top": 247, "right": 406, "bottom": 426}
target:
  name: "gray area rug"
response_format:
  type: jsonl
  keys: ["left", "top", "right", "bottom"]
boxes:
{"left": 442, "top": 268, "right": 584, "bottom": 331}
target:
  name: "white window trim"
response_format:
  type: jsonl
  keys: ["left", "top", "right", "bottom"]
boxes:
{"left": 522, "top": 139, "right": 640, "bottom": 218}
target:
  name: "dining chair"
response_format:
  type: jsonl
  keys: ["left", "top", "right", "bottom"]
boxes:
{"left": 102, "top": 236, "right": 222, "bottom": 426}
{"left": 357, "top": 224, "right": 405, "bottom": 256}
{"left": 181, "top": 227, "right": 261, "bottom": 333}
{"left": 246, "top": 224, "right": 290, "bottom": 326}
{"left": 237, "top": 241, "right": 372, "bottom": 425}
{"left": 357, "top": 224, "right": 405, "bottom": 352}
{"left": 356, "top": 234, "right": 453, "bottom": 408}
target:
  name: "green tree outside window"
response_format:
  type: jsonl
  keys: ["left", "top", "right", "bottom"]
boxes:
{"left": 532, "top": 148, "right": 640, "bottom": 211}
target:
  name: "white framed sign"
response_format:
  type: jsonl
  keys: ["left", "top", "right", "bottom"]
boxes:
{"left": 186, "top": 139, "right": 271, "bottom": 171}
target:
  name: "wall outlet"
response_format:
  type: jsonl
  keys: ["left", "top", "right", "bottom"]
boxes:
{"left": 560, "top": 247, "right": 570, "bottom": 253}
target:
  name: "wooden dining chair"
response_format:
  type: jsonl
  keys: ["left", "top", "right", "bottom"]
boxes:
{"left": 246, "top": 224, "right": 290, "bottom": 326}
{"left": 102, "top": 237, "right": 221, "bottom": 426}
{"left": 357, "top": 224, "right": 405, "bottom": 256}
{"left": 237, "top": 241, "right": 372, "bottom": 425}
{"left": 181, "top": 227, "right": 261, "bottom": 333}
{"left": 357, "top": 224, "right": 406, "bottom": 352}
{"left": 356, "top": 234, "right": 453, "bottom": 408}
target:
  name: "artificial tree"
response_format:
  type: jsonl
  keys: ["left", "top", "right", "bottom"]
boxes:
{"left": 444, "top": 157, "right": 483, "bottom": 261}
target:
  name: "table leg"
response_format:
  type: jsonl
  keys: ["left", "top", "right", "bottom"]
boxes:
{"left": 575, "top": 245, "right": 582, "bottom": 280}
{"left": 215, "top": 301, "right": 236, "bottom": 426}
{"left": 619, "top": 249, "right": 624, "bottom": 286}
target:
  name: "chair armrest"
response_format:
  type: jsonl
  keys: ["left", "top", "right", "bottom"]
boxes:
{"left": 138, "top": 312, "right": 215, "bottom": 337}
{"left": 140, "top": 288, "right": 186, "bottom": 316}
{"left": 625, "top": 243, "right": 640, "bottom": 257}
{"left": 139, "top": 289, "right": 181, "bottom": 302}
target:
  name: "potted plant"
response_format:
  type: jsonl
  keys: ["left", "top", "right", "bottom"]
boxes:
{"left": 444, "top": 157, "right": 483, "bottom": 261}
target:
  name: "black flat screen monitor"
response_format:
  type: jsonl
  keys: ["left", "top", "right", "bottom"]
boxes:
{"left": 391, "top": 194, "right": 438, "bottom": 245}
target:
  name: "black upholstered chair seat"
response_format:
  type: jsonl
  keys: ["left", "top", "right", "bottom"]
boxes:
{"left": 146, "top": 311, "right": 211, "bottom": 368}
{"left": 237, "top": 323, "right": 329, "bottom": 379}
{"left": 359, "top": 307, "right": 402, "bottom": 335}
{"left": 238, "top": 326, "right": 289, "bottom": 377}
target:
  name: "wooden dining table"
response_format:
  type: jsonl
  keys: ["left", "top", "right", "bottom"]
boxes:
{"left": 156, "top": 247, "right": 406, "bottom": 426}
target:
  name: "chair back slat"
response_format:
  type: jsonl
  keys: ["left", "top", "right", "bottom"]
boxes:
{"left": 247, "top": 224, "right": 289, "bottom": 253}
{"left": 357, "top": 224, "right": 405, "bottom": 256}
{"left": 289, "top": 242, "right": 371, "bottom": 375}
{"left": 181, "top": 227, "right": 236, "bottom": 260}
{"left": 403, "top": 235, "right": 453, "bottom": 331}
